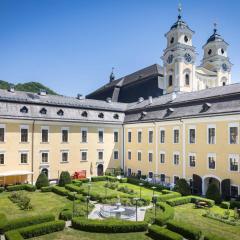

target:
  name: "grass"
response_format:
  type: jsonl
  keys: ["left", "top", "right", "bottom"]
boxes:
{"left": 31, "top": 228, "right": 152, "bottom": 240}
{"left": 174, "top": 203, "right": 240, "bottom": 240}
{"left": 0, "top": 191, "right": 72, "bottom": 219}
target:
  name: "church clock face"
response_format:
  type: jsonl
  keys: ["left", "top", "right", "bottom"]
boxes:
{"left": 222, "top": 63, "right": 228, "bottom": 72}
{"left": 184, "top": 53, "right": 192, "bottom": 63}
{"left": 167, "top": 54, "right": 173, "bottom": 64}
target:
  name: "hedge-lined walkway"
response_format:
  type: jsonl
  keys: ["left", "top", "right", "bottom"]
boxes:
{"left": 174, "top": 203, "right": 240, "bottom": 240}
{"left": 31, "top": 228, "right": 152, "bottom": 240}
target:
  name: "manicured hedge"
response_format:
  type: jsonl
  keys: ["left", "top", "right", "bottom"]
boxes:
{"left": 0, "top": 213, "right": 7, "bottom": 234}
{"left": 0, "top": 187, "right": 4, "bottom": 193}
{"left": 67, "top": 192, "right": 85, "bottom": 202}
{"left": 72, "top": 218, "right": 148, "bottom": 233}
{"left": 166, "top": 196, "right": 215, "bottom": 207}
{"left": 52, "top": 186, "right": 69, "bottom": 196}
{"left": 6, "top": 184, "right": 36, "bottom": 192}
{"left": 65, "top": 184, "right": 82, "bottom": 194}
{"left": 119, "top": 178, "right": 127, "bottom": 183}
{"left": 72, "top": 178, "right": 89, "bottom": 184}
{"left": 41, "top": 186, "right": 53, "bottom": 192}
{"left": 0, "top": 214, "right": 55, "bottom": 233}
{"left": 91, "top": 176, "right": 108, "bottom": 182}
{"left": 220, "top": 201, "right": 230, "bottom": 209}
{"left": 5, "top": 220, "right": 65, "bottom": 240}
{"left": 167, "top": 220, "right": 202, "bottom": 240}
{"left": 148, "top": 225, "right": 183, "bottom": 240}
{"left": 229, "top": 200, "right": 240, "bottom": 209}
{"left": 59, "top": 209, "right": 72, "bottom": 221}
{"left": 155, "top": 202, "right": 174, "bottom": 226}
{"left": 204, "top": 233, "right": 229, "bottom": 240}
{"left": 157, "top": 192, "right": 182, "bottom": 202}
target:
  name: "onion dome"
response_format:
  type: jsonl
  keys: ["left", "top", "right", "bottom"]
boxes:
{"left": 206, "top": 23, "right": 224, "bottom": 44}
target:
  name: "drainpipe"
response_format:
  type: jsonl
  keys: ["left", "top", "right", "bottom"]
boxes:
{"left": 154, "top": 121, "right": 158, "bottom": 178}
{"left": 180, "top": 118, "right": 186, "bottom": 179}
{"left": 122, "top": 124, "right": 125, "bottom": 176}
{"left": 31, "top": 120, "right": 35, "bottom": 184}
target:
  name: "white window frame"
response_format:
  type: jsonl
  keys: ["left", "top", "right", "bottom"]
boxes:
{"left": 159, "top": 127, "right": 165, "bottom": 144}
{"left": 80, "top": 149, "right": 88, "bottom": 161}
{"left": 188, "top": 152, "right": 196, "bottom": 168}
{"left": 19, "top": 150, "right": 29, "bottom": 165}
{"left": 81, "top": 127, "right": 88, "bottom": 143}
{"left": 207, "top": 124, "right": 216, "bottom": 144}
{"left": 148, "top": 151, "right": 153, "bottom": 163}
{"left": 173, "top": 152, "right": 180, "bottom": 165}
{"left": 188, "top": 125, "right": 196, "bottom": 144}
{"left": 113, "top": 150, "right": 119, "bottom": 160}
{"left": 0, "top": 124, "right": 6, "bottom": 143}
{"left": 159, "top": 151, "right": 165, "bottom": 164}
{"left": 173, "top": 126, "right": 180, "bottom": 144}
{"left": 229, "top": 154, "right": 239, "bottom": 172}
{"left": 40, "top": 150, "right": 49, "bottom": 164}
{"left": 97, "top": 149, "right": 104, "bottom": 161}
{"left": 148, "top": 128, "right": 154, "bottom": 144}
{"left": 98, "top": 128, "right": 104, "bottom": 143}
{"left": 61, "top": 127, "right": 69, "bottom": 143}
{"left": 60, "top": 150, "right": 69, "bottom": 163}
{"left": 137, "top": 150, "right": 142, "bottom": 161}
{"left": 137, "top": 129, "right": 142, "bottom": 143}
{"left": 207, "top": 153, "right": 216, "bottom": 170}
{"left": 228, "top": 123, "right": 239, "bottom": 145}
{"left": 20, "top": 125, "right": 29, "bottom": 143}
{"left": 41, "top": 126, "right": 49, "bottom": 143}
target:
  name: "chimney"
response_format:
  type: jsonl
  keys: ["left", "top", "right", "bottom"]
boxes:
{"left": 39, "top": 89, "right": 47, "bottom": 96}
{"left": 8, "top": 85, "right": 15, "bottom": 93}
{"left": 148, "top": 96, "right": 153, "bottom": 104}
{"left": 76, "top": 94, "right": 84, "bottom": 100}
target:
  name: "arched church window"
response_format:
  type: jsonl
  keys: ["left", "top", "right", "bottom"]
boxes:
{"left": 185, "top": 74, "right": 190, "bottom": 86}
{"left": 168, "top": 75, "right": 173, "bottom": 87}
{"left": 170, "top": 37, "right": 174, "bottom": 44}
{"left": 221, "top": 77, "right": 227, "bottom": 86}
{"left": 184, "top": 35, "right": 189, "bottom": 43}
{"left": 208, "top": 49, "right": 212, "bottom": 55}
{"left": 221, "top": 48, "right": 225, "bottom": 54}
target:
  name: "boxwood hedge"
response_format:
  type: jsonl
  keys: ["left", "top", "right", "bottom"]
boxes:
{"left": 0, "top": 213, "right": 55, "bottom": 233}
{"left": 5, "top": 220, "right": 65, "bottom": 240}
{"left": 52, "top": 186, "right": 69, "bottom": 196}
{"left": 72, "top": 218, "right": 148, "bottom": 233}
{"left": 204, "top": 232, "right": 229, "bottom": 240}
{"left": 65, "top": 184, "right": 83, "bottom": 194}
{"left": 157, "top": 192, "right": 182, "bottom": 202}
{"left": 148, "top": 225, "right": 183, "bottom": 240}
{"left": 6, "top": 184, "right": 36, "bottom": 192}
{"left": 167, "top": 220, "right": 202, "bottom": 240}
{"left": 155, "top": 202, "right": 174, "bottom": 226}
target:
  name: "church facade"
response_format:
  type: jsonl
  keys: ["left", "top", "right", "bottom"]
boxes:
{"left": 0, "top": 8, "right": 239, "bottom": 199}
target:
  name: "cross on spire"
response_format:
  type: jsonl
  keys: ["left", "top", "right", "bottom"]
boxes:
{"left": 213, "top": 22, "right": 217, "bottom": 34}
{"left": 178, "top": 2, "right": 182, "bottom": 19}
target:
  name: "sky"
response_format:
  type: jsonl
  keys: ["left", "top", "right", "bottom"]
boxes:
{"left": 0, "top": 0, "right": 239, "bottom": 97}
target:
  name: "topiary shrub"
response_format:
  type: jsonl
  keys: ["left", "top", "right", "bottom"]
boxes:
{"left": 206, "top": 183, "right": 222, "bottom": 204}
{"left": 59, "top": 209, "right": 73, "bottom": 221}
{"left": 65, "top": 184, "right": 83, "bottom": 194}
{"left": 58, "top": 171, "right": 72, "bottom": 187}
{"left": 173, "top": 178, "right": 191, "bottom": 196}
{"left": 155, "top": 202, "right": 174, "bottom": 226}
{"left": 220, "top": 201, "right": 230, "bottom": 209}
{"left": 41, "top": 186, "right": 53, "bottom": 192}
{"left": 24, "top": 184, "right": 36, "bottom": 192}
{"left": 35, "top": 173, "right": 49, "bottom": 189}
{"left": 91, "top": 176, "right": 108, "bottom": 182}
{"left": 148, "top": 225, "right": 183, "bottom": 240}
{"left": 52, "top": 186, "right": 69, "bottom": 196}
{"left": 157, "top": 192, "right": 181, "bottom": 202}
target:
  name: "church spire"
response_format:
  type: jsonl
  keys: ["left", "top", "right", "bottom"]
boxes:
{"left": 109, "top": 67, "right": 115, "bottom": 82}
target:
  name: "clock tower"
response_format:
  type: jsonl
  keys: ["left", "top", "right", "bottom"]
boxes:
{"left": 162, "top": 4, "right": 197, "bottom": 93}
{"left": 201, "top": 24, "right": 232, "bottom": 86}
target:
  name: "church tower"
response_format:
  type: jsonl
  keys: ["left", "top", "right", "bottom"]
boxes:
{"left": 201, "top": 24, "right": 232, "bottom": 86}
{"left": 162, "top": 4, "right": 197, "bottom": 94}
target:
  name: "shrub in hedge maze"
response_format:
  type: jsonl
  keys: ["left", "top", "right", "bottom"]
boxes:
{"left": 173, "top": 178, "right": 191, "bottom": 196}
{"left": 52, "top": 186, "right": 69, "bottom": 196}
{"left": 41, "top": 186, "right": 53, "bottom": 192}
{"left": 148, "top": 225, "right": 183, "bottom": 240}
{"left": 6, "top": 184, "right": 36, "bottom": 192}
{"left": 155, "top": 202, "right": 174, "bottom": 226}
{"left": 58, "top": 171, "right": 72, "bottom": 187}
{"left": 206, "top": 183, "right": 222, "bottom": 204}
{"left": 204, "top": 232, "right": 229, "bottom": 240}
{"left": 35, "top": 172, "right": 49, "bottom": 189}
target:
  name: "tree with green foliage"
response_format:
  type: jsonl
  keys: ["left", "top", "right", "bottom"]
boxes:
{"left": 173, "top": 178, "right": 191, "bottom": 196}
{"left": 35, "top": 172, "right": 49, "bottom": 189}
{"left": 206, "top": 183, "right": 222, "bottom": 204}
{"left": 59, "top": 171, "right": 72, "bottom": 187}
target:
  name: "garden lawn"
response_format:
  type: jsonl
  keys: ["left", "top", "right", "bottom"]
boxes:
{"left": 31, "top": 228, "right": 152, "bottom": 240}
{"left": 0, "top": 191, "right": 72, "bottom": 219}
{"left": 174, "top": 203, "right": 240, "bottom": 240}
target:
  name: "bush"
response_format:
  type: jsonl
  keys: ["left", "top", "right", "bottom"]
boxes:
{"left": 6, "top": 220, "right": 65, "bottom": 240}
{"left": 230, "top": 200, "right": 240, "bottom": 209}
{"left": 6, "top": 184, "right": 36, "bottom": 192}
{"left": 167, "top": 220, "right": 202, "bottom": 240}
{"left": 65, "top": 184, "right": 82, "bottom": 193}
{"left": 107, "top": 176, "right": 118, "bottom": 182}
{"left": 148, "top": 225, "right": 183, "bottom": 240}
{"left": 8, "top": 192, "right": 32, "bottom": 210}
{"left": 0, "top": 213, "right": 7, "bottom": 234}
{"left": 206, "top": 183, "right": 222, "bottom": 204}
{"left": 41, "top": 186, "right": 53, "bottom": 192}
{"left": 91, "top": 176, "right": 108, "bottom": 182}
{"left": 24, "top": 184, "right": 36, "bottom": 192}
{"left": 58, "top": 171, "right": 72, "bottom": 187}
{"left": 59, "top": 209, "right": 73, "bottom": 221}
{"left": 35, "top": 173, "right": 49, "bottom": 189}
{"left": 1, "top": 214, "right": 55, "bottom": 233}
{"left": 204, "top": 232, "right": 229, "bottom": 240}
{"left": 120, "top": 178, "right": 127, "bottom": 183}
{"left": 0, "top": 187, "right": 4, "bottom": 193}
{"left": 173, "top": 178, "right": 191, "bottom": 196}
{"left": 67, "top": 192, "right": 85, "bottom": 202}
{"left": 72, "top": 218, "right": 148, "bottom": 233}
{"left": 157, "top": 192, "right": 181, "bottom": 202}
{"left": 52, "top": 186, "right": 69, "bottom": 196}
{"left": 5, "top": 231, "right": 23, "bottom": 240}
{"left": 166, "top": 196, "right": 215, "bottom": 207}
{"left": 72, "top": 180, "right": 83, "bottom": 186}
{"left": 221, "top": 201, "right": 230, "bottom": 209}
{"left": 155, "top": 202, "right": 174, "bottom": 226}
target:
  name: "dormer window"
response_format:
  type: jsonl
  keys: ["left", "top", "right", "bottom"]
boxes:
{"left": 113, "top": 114, "right": 119, "bottom": 120}
{"left": 168, "top": 75, "right": 173, "bottom": 87}
{"left": 98, "top": 113, "right": 104, "bottom": 119}
{"left": 20, "top": 106, "right": 28, "bottom": 114}
{"left": 57, "top": 109, "right": 64, "bottom": 116}
{"left": 81, "top": 111, "right": 88, "bottom": 117}
{"left": 170, "top": 37, "right": 174, "bottom": 44}
{"left": 202, "top": 102, "right": 211, "bottom": 112}
{"left": 40, "top": 108, "right": 47, "bottom": 114}
{"left": 208, "top": 49, "right": 212, "bottom": 55}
